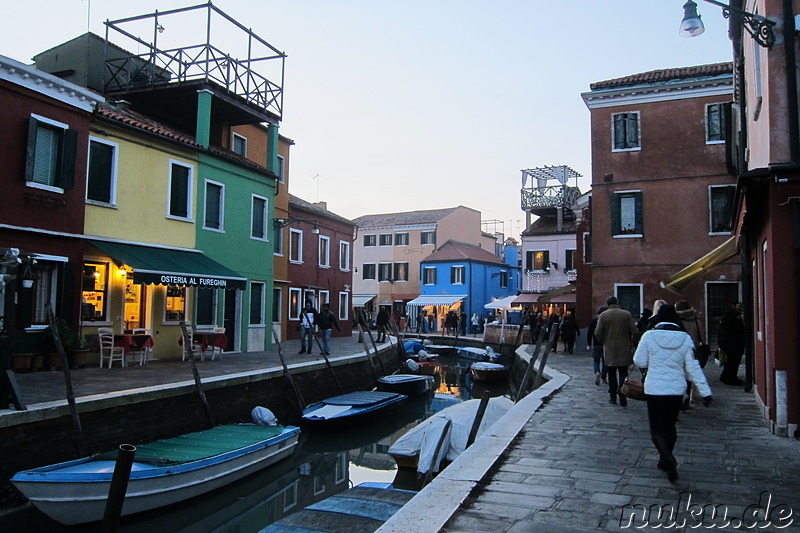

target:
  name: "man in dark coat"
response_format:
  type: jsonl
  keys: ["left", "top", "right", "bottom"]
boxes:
{"left": 595, "top": 296, "right": 639, "bottom": 406}
{"left": 718, "top": 302, "right": 746, "bottom": 386}
{"left": 316, "top": 303, "right": 340, "bottom": 355}
{"left": 376, "top": 306, "right": 391, "bottom": 343}
{"left": 559, "top": 312, "right": 579, "bottom": 354}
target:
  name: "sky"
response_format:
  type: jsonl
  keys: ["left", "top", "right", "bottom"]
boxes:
{"left": 1, "top": 1, "right": 734, "bottom": 239}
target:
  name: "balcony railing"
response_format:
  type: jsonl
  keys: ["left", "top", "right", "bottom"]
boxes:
{"left": 521, "top": 185, "right": 581, "bottom": 211}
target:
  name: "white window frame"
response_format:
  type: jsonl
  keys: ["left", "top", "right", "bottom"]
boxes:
{"left": 379, "top": 233, "right": 393, "bottom": 246}
{"left": 378, "top": 262, "right": 392, "bottom": 282}
{"left": 614, "top": 283, "right": 644, "bottom": 318}
{"left": 282, "top": 481, "right": 298, "bottom": 512}
{"left": 288, "top": 288, "right": 302, "bottom": 320}
{"left": 272, "top": 287, "right": 282, "bottom": 323}
{"left": 451, "top": 265, "right": 465, "bottom": 285}
{"left": 363, "top": 234, "right": 377, "bottom": 247}
{"left": 565, "top": 249, "right": 577, "bottom": 273}
{"left": 203, "top": 179, "right": 225, "bottom": 232}
{"left": 319, "top": 290, "right": 330, "bottom": 306}
{"left": 421, "top": 230, "right": 436, "bottom": 245}
{"left": 86, "top": 136, "right": 119, "bottom": 206}
{"left": 362, "top": 263, "right": 376, "bottom": 280}
{"left": 423, "top": 266, "right": 436, "bottom": 285}
{"left": 611, "top": 111, "right": 641, "bottom": 152}
{"left": 499, "top": 269, "right": 508, "bottom": 288}
{"left": 394, "top": 261, "right": 409, "bottom": 282}
{"left": 289, "top": 228, "right": 303, "bottom": 263}
{"left": 27, "top": 113, "right": 70, "bottom": 193}
{"left": 273, "top": 225, "right": 284, "bottom": 256}
{"left": 250, "top": 194, "right": 269, "bottom": 241}
{"left": 395, "top": 232, "right": 409, "bottom": 246}
{"left": 249, "top": 281, "right": 266, "bottom": 326}
{"left": 232, "top": 132, "right": 248, "bottom": 157}
{"left": 167, "top": 159, "right": 194, "bottom": 221}
{"left": 276, "top": 154, "right": 285, "bottom": 184}
{"left": 339, "top": 292, "right": 349, "bottom": 320}
{"left": 339, "top": 240, "right": 350, "bottom": 271}
{"left": 318, "top": 235, "right": 330, "bottom": 267}
{"left": 709, "top": 185, "right": 736, "bottom": 235}
{"left": 705, "top": 103, "right": 726, "bottom": 144}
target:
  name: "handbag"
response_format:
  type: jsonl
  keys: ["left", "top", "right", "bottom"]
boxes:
{"left": 620, "top": 368, "right": 647, "bottom": 401}
{"left": 693, "top": 318, "right": 711, "bottom": 368}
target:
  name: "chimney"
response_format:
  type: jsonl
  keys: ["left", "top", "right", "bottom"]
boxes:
{"left": 315, "top": 201, "right": 328, "bottom": 211}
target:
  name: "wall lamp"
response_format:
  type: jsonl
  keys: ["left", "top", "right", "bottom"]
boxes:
{"left": 680, "top": 0, "right": 776, "bottom": 48}
{"left": 273, "top": 218, "right": 320, "bottom": 234}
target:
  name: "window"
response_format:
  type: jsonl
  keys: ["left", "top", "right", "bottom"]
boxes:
{"left": 378, "top": 262, "right": 392, "bottom": 282}
{"left": 86, "top": 137, "right": 117, "bottom": 204}
{"left": 500, "top": 270, "right": 508, "bottom": 288}
{"left": 379, "top": 233, "right": 393, "bottom": 246}
{"left": 81, "top": 262, "right": 108, "bottom": 321}
{"left": 25, "top": 114, "right": 77, "bottom": 191}
{"left": 232, "top": 132, "right": 247, "bottom": 156}
{"left": 363, "top": 234, "right": 376, "bottom": 247}
{"left": 362, "top": 263, "right": 376, "bottom": 280}
{"left": 706, "top": 103, "right": 727, "bottom": 143}
{"left": 26, "top": 261, "right": 59, "bottom": 326}
{"left": 612, "top": 112, "right": 640, "bottom": 150}
{"left": 318, "top": 236, "right": 330, "bottom": 267}
{"left": 451, "top": 265, "right": 465, "bottom": 285}
{"left": 421, "top": 231, "right": 436, "bottom": 245}
{"left": 272, "top": 288, "right": 282, "bottom": 323}
{"left": 164, "top": 285, "right": 186, "bottom": 323}
{"left": 204, "top": 181, "right": 224, "bottom": 231}
{"left": 276, "top": 155, "right": 285, "bottom": 184}
{"left": 525, "top": 250, "right": 549, "bottom": 272}
{"left": 273, "top": 225, "right": 283, "bottom": 255}
{"left": 339, "top": 241, "right": 350, "bottom": 270}
{"left": 196, "top": 288, "right": 216, "bottom": 326}
{"left": 394, "top": 262, "right": 409, "bottom": 282}
{"left": 423, "top": 266, "right": 436, "bottom": 285}
{"left": 710, "top": 185, "right": 735, "bottom": 233}
{"left": 395, "top": 232, "right": 409, "bottom": 246}
{"left": 250, "top": 281, "right": 265, "bottom": 325}
{"left": 339, "top": 292, "right": 349, "bottom": 320}
{"left": 282, "top": 482, "right": 298, "bottom": 512}
{"left": 611, "top": 191, "right": 643, "bottom": 236}
{"left": 288, "top": 288, "right": 302, "bottom": 320}
{"left": 616, "top": 284, "right": 642, "bottom": 319}
{"left": 168, "top": 160, "right": 193, "bottom": 220}
{"left": 251, "top": 194, "right": 268, "bottom": 240}
{"left": 565, "top": 249, "right": 576, "bottom": 272}
{"left": 313, "top": 475, "right": 325, "bottom": 496}
{"left": 289, "top": 229, "right": 303, "bottom": 262}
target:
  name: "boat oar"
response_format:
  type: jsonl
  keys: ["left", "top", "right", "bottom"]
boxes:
{"left": 180, "top": 322, "right": 214, "bottom": 429}
{"left": 100, "top": 443, "right": 136, "bottom": 533}
{"left": 466, "top": 390, "right": 491, "bottom": 448}
{"left": 270, "top": 325, "right": 305, "bottom": 414}
{"left": 46, "top": 305, "right": 82, "bottom": 455}
{"left": 302, "top": 313, "right": 343, "bottom": 394}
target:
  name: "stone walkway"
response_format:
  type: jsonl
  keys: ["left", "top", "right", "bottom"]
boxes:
{"left": 382, "top": 346, "right": 800, "bottom": 533}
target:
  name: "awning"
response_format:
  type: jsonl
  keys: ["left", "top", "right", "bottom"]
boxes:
{"left": 537, "top": 283, "right": 577, "bottom": 303}
{"left": 352, "top": 294, "right": 376, "bottom": 307}
{"left": 512, "top": 293, "right": 541, "bottom": 305}
{"left": 484, "top": 295, "right": 519, "bottom": 309}
{"left": 406, "top": 295, "right": 467, "bottom": 306}
{"left": 661, "top": 236, "right": 739, "bottom": 294}
{"left": 88, "top": 240, "right": 247, "bottom": 290}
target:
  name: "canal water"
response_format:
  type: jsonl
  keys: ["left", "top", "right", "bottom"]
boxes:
{"left": 2, "top": 352, "right": 512, "bottom": 533}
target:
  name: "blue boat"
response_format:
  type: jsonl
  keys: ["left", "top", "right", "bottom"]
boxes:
{"left": 301, "top": 391, "right": 407, "bottom": 427}
{"left": 454, "top": 346, "right": 490, "bottom": 361}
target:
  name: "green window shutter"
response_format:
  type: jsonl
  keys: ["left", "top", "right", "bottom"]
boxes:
{"left": 59, "top": 129, "right": 78, "bottom": 189}
{"left": 543, "top": 250, "right": 550, "bottom": 271}
{"left": 610, "top": 193, "right": 621, "bottom": 235}
{"left": 634, "top": 192, "right": 643, "bottom": 234}
{"left": 24, "top": 116, "right": 38, "bottom": 182}
{"left": 613, "top": 114, "right": 623, "bottom": 149}
{"left": 87, "top": 141, "right": 114, "bottom": 202}
{"left": 626, "top": 114, "right": 638, "bottom": 148}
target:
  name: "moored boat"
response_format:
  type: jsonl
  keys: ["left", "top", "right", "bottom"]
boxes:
{"left": 470, "top": 361, "right": 509, "bottom": 382}
{"left": 11, "top": 424, "right": 301, "bottom": 525}
{"left": 301, "top": 391, "right": 407, "bottom": 427}
{"left": 416, "top": 360, "right": 441, "bottom": 376}
{"left": 377, "top": 374, "right": 435, "bottom": 395}
{"left": 454, "top": 346, "right": 490, "bottom": 361}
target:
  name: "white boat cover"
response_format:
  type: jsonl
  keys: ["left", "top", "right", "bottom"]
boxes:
{"left": 388, "top": 397, "right": 513, "bottom": 475}
{"left": 304, "top": 404, "right": 351, "bottom": 420}
{"left": 471, "top": 362, "right": 505, "bottom": 371}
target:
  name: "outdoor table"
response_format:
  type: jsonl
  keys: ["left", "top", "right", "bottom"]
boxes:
{"left": 115, "top": 334, "right": 155, "bottom": 355}
{"left": 178, "top": 331, "right": 227, "bottom": 356}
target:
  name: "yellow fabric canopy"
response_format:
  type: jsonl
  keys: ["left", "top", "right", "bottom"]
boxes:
{"left": 661, "top": 236, "right": 739, "bottom": 294}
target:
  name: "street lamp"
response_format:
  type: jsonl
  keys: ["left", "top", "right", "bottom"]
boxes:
{"left": 679, "top": 0, "right": 776, "bottom": 48}
{"left": 273, "top": 218, "right": 320, "bottom": 234}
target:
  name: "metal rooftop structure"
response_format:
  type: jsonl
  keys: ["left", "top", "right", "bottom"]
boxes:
{"left": 102, "top": 1, "right": 286, "bottom": 127}
{"left": 520, "top": 165, "right": 582, "bottom": 217}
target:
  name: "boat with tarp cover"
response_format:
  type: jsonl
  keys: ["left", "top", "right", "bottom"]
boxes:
{"left": 11, "top": 424, "right": 300, "bottom": 525}
{"left": 301, "top": 391, "right": 407, "bottom": 427}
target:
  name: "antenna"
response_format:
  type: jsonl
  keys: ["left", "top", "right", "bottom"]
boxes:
{"left": 312, "top": 174, "right": 319, "bottom": 202}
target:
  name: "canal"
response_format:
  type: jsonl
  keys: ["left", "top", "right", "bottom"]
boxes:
{"left": 1, "top": 352, "right": 512, "bottom": 533}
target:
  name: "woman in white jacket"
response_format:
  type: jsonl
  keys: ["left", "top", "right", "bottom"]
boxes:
{"left": 633, "top": 304, "right": 712, "bottom": 483}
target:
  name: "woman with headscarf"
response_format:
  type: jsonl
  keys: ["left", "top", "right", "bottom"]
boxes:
{"left": 633, "top": 303, "right": 712, "bottom": 483}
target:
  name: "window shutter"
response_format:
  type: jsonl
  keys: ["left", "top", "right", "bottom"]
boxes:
{"left": 613, "top": 114, "right": 623, "bottom": 150}
{"left": 450, "top": 266, "right": 456, "bottom": 284}
{"left": 24, "top": 116, "right": 38, "bottom": 182}
{"left": 610, "top": 193, "right": 621, "bottom": 235}
{"left": 627, "top": 114, "right": 638, "bottom": 147}
{"left": 543, "top": 251, "right": 550, "bottom": 271}
{"left": 59, "top": 129, "right": 78, "bottom": 189}
{"left": 634, "top": 192, "right": 643, "bottom": 234}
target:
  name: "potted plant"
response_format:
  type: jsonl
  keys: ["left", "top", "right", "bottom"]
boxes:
{"left": 55, "top": 318, "right": 89, "bottom": 369}
{"left": 11, "top": 353, "right": 32, "bottom": 373}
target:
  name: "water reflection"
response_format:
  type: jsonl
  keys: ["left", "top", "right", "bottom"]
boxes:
{"left": 1, "top": 353, "right": 510, "bottom": 533}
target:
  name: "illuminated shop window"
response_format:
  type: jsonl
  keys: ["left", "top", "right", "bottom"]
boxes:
{"left": 82, "top": 262, "right": 108, "bottom": 321}
{"left": 164, "top": 285, "right": 186, "bottom": 323}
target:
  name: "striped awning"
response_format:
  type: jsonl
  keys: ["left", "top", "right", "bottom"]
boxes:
{"left": 352, "top": 294, "right": 376, "bottom": 307}
{"left": 484, "top": 295, "right": 519, "bottom": 309}
{"left": 406, "top": 295, "right": 467, "bottom": 306}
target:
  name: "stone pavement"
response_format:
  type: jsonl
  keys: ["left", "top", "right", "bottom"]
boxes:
{"left": 382, "top": 345, "right": 800, "bottom": 533}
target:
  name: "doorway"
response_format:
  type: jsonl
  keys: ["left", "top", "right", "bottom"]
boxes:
{"left": 223, "top": 290, "right": 239, "bottom": 351}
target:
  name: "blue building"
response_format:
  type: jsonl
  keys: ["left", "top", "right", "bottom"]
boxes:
{"left": 410, "top": 240, "right": 519, "bottom": 332}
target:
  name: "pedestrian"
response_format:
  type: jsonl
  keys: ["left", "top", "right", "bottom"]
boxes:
{"left": 594, "top": 296, "right": 639, "bottom": 406}
{"left": 376, "top": 306, "right": 390, "bottom": 343}
{"left": 637, "top": 308, "right": 652, "bottom": 336}
{"left": 417, "top": 310, "right": 426, "bottom": 334}
{"left": 459, "top": 311, "right": 467, "bottom": 336}
{"left": 646, "top": 299, "right": 668, "bottom": 331}
{"left": 545, "top": 314, "right": 560, "bottom": 351}
{"left": 718, "top": 302, "right": 746, "bottom": 386}
{"left": 445, "top": 311, "right": 458, "bottom": 335}
{"left": 633, "top": 303, "right": 712, "bottom": 483}
{"left": 315, "top": 302, "right": 340, "bottom": 355}
{"left": 586, "top": 306, "right": 608, "bottom": 386}
{"left": 299, "top": 300, "right": 317, "bottom": 354}
{"left": 559, "top": 312, "right": 579, "bottom": 353}
{"left": 675, "top": 300, "right": 703, "bottom": 407}
{"left": 471, "top": 313, "right": 480, "bottom": 336}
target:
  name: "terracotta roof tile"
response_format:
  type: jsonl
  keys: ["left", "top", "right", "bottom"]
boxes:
{"left": 521, "top": 216, "right": 577, "bottom": 236}
{"left": 590, "top": 62, "right": 732, "bottom": 91}
{"left": 289, "top": 195, "right": 354, "bottom": 226}
{"left": 423, "top": 240, "right": 506, "bottom": 266}
{"left": 353, "top": 207, "right": 459, "bottom": 228}
{"left": 96, "top": 103, "right": 200, "bottom": 147}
